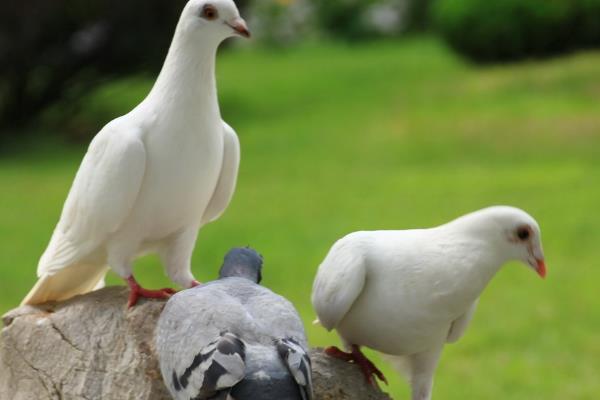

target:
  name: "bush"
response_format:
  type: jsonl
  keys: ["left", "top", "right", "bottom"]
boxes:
{"left": 432, "top": 0, "right": 600, "bottom": 62}
{"left": 312, "top": 0, "right": 377, "bottom": 40}
{"left": 574, "top": 0, "right": 600, "bottom": 46}
{"left": 405, "top": 0, "right": 434, "bottom": 31}
{"left": 312, "top": 0, "right": 408, "bottom": 40}
{"left": 248, "top": 0, "right": 317, "bottom": 46}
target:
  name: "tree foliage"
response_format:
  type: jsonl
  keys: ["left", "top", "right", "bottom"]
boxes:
{"left": 0, "top": 0, "right": 249, "bottom": 134}
{"left": 432, "top": 0, "right": 600, "bottom": 62}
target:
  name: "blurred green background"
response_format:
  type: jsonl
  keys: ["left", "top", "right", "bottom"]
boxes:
{"left": 1, "top": 1, "right": 599, "bottom": 399}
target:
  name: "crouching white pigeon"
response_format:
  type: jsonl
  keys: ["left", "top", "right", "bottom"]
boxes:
{"left": 22, "top": 0, "right": 251, "bottom": 307}
{"left": 156, "top": 247, "right": 313, "bottom": 400}
{"left": 311, "top": 206, "right": 546, "bottom": 400}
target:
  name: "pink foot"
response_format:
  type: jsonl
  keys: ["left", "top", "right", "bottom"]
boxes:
{"left": 126, "top": 276, "right": 177, "bottom": 308}
{"left": 190, "top": 280, "right": 202, "bottom": 287}
{"left": 325, "top": 345, "right": 388, "bottom": 387}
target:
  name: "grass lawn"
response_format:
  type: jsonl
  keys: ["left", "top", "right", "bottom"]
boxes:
{"left": 1, "top": 37, "right": 599, "bottom": 399}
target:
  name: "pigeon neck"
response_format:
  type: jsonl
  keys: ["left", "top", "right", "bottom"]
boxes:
{"left": 434, "top": 228, "right": 508, "bottom": 311}
{"left": 446, "top": 213, "right": 505, "bottom": 245}
{"left": 443, "top": 218, "right": 512, "bottom": 281}
{"left": 218, "top": 265, "right": 260, "bottom": 283}
{"left": 148, "top": 26, "right": 219, "bottom": 113}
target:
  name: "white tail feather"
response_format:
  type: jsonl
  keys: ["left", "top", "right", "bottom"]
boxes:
{"left": 21, "top": 263, "right": 109, "bottom": 306}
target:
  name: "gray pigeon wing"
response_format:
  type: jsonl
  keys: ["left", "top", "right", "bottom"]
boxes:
{"left": 275, "top": 338, "right": 313, "bottom": 400}
{"left": 225, "top": 282, "right": 308, "bottom": 347}
{"left": 171, "top": 332, "right": 246, "bottom": 400}
{"left": 156, "top": 285, "right": 254, "bottom": 400}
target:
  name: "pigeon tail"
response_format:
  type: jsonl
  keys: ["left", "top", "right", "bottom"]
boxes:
{"left": 275, "top": 338, "right": 313, "bottom": 400}
{"left": 21, "top": 262, "right": 108, "bottom": 305}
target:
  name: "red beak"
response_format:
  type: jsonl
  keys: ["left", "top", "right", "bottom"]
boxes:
{"left": 227, "top": 18, "right": 251, "bottom": 38}
{"left": 536, "top": 259, "right": 546, "bottom": 279}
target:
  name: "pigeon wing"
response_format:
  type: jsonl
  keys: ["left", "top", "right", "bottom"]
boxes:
{"left": 311, "top": 237, "right": 367, "bottom": 331}
{"left": 201, "top": 121, "right": 240, "bottom": 224}
{"left": 276, "top": 338, "right": 313, "bottom": 400}
{"left": 38, "top": 122, "right": 146, "bottom": 275}
{"left": 170, "top": 332, "right": 246, "bottom": 400}
{"left": 446, "top": 300, "right": 479, "bottom": 343}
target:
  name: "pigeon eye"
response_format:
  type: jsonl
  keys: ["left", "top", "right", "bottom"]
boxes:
{"left": 201, "top": 5, "right": 218, "bottom": 20}
{"left": 516, "top": 226, "right": 530, "bottom": 241}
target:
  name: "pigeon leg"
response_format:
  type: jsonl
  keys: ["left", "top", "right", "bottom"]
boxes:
{"left": 407, "top": 347, "right": 442, "bottom": 400}
{"left": 161, "top": 225, "right": 201, "bottom": 288}
{"left": 325, "top": 345, "right": 388, "bottom": 386}
{"left": 126, "top": 276, "right": 177, "bottom": 308}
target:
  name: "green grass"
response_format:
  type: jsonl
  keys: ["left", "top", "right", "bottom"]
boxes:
{"left": 1, "top": 37, "right": 600, "bottom": 399}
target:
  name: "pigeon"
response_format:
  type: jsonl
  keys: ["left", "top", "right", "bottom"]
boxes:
{"left": 156, "top": 247, "right": 313, "bottom": 400}
{"left": 311, "top": 206, "right": 546, "bottom": 400}
{"left": 22, "top": 0, "right": 251, "bottom": 307}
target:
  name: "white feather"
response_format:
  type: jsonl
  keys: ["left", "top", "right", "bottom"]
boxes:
{"left": 446, "top": 300, "right": 478, "bottom": 343}
{"left": 201, "top": 122, "right": 241, "bottom": 225}
{"left": 39, "top": 125, "right": 146, "bottom": 277}
{"left": 311, "top": 234, "right": 367, "bottom": 331}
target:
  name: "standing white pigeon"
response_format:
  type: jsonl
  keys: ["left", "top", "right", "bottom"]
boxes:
{"left": 22, "top": 0, "right": 251, "bottom": 307}
{"left": 311, "top": 206, "right": 546, "bottom": 400}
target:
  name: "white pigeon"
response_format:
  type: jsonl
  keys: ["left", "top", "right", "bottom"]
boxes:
{"left": 311, "top": 206, "right": 546, "bottom": 400}
{"left": 22, "top": 0, "right": 251, "bottom": 307}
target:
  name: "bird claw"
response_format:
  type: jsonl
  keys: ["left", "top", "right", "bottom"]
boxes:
{"left": 324, "top": 345, "right": 388, "bottom": 387}
{"left": 127, "top": 287, "right": 175, "bottom": 308}
{"left": 126, "top": 276, "right": 177, "bottom": 308}
{"left": 360, "top": 356, "right": 388, "bottom": 386}
{"left": 161, "top": 287, "right": 178, "bottom": 295}
{"left": 325, "top": 346, "right": 355, "bottom": 362}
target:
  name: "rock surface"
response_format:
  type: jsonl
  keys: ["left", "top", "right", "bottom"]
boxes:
{"left": 1, "top": 287, "right": 392, "bottom": 400}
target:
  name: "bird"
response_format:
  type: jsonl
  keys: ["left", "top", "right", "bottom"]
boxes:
{"left": 156, "top": 247, "right": 313, "bottom": 400}
{"left": 311, "top": 206, "right": 546, "bottom": 400}
{"left": 22, "top": 0, "right": 251, "bottom": 307}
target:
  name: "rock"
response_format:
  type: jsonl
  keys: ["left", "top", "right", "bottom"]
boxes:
{"left": 0, "top": 287, "right": 392, "bottom": 400}
{"left": 309, "top": 348, "right": 393, "bottom": 400}
{"left": 0, "top": 287, "right": 168, "bottom": 400}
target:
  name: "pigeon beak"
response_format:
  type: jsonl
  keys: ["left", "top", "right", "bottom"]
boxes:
{"left": 528, "top": 257, "right": 546, "bottom": 278}
{"left": 535, "top": 258, "right": 546, "bottom": 279}
{"left": 226, "top": 18, "right": 251, "bottom": 38}
{"left": 526, "top": 245, "right": 546, "bottom": 279}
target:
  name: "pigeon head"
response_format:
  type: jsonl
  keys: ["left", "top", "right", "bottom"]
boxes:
{"left": 180, "top": 0, "right": 250, "bottom": 41}
{"left": 501, "top": 208, "right": 546, "bottom": 278}
{"left": 219, "top": 247, "right": 263, "bottom": 283}
{"left": 457, "top": 206, "right": 547, "bottom": 278}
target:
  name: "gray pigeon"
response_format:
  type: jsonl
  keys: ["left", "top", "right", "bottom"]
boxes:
{"left": 156, "top": 248, "right": 313, "bottom": 400}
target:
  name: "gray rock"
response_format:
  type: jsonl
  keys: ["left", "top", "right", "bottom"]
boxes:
{"left": 309, "top": 348, "right": 393, "bottom": 400}
{"left": 0, "top": 287, "right": 392, "bottom": 400}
